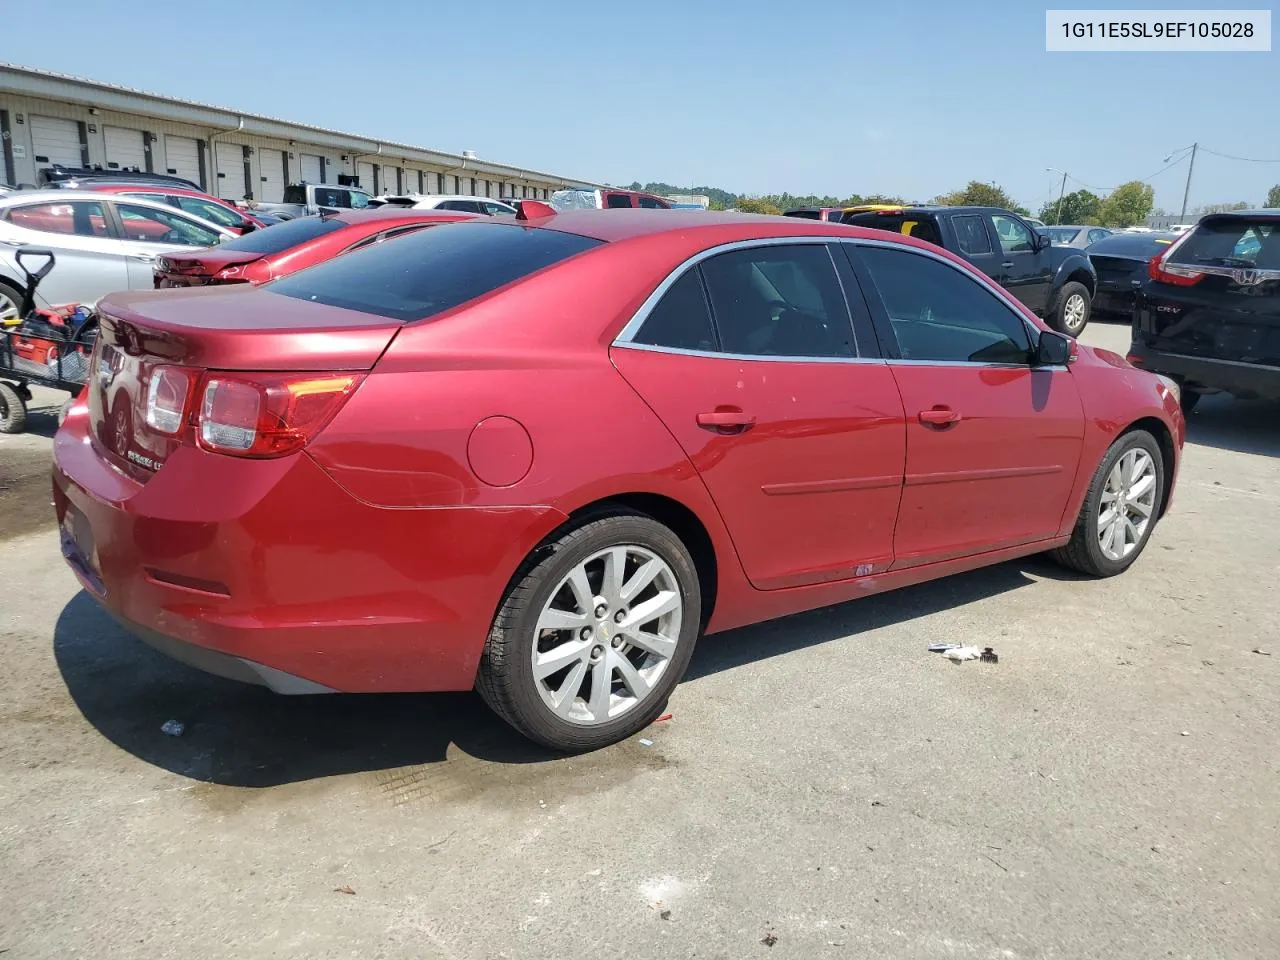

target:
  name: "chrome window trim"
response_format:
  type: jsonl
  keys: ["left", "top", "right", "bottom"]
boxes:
{"left": 611, "top": 233, "right": 1056, "bottom": 368}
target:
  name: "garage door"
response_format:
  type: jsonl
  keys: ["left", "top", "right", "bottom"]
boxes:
{"left": 381, "top": 165, "right": 400, "bottom": 195}
{"left": 214, "top": 142, "right": 247, "bottom": 200}
{"left": 300, "top": 153, "right": 323, "bottom": 184}
{"left": 29, "top": 115, "right": 82, "bottom": 168}
{"left": 164, "top": 136, "right": 201, "bottom": 187}
{"left": 258, "top": 149, "right": 286, "bottom": 202}
{"left": 103, "top": 126, "right": 146, "bottom": 172}
{"left": 356, "top": 161, "right": 375, "bottom": 193}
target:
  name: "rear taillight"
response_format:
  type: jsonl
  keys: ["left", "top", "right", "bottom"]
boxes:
{"left": 145, "top": 367, "right": 193, "bottom": 434}
{"left": 197, "top": 372, "right": 363, "bottom": 458}
{"left": 1147, "top": 232, "right": 1202, "bottom": 286}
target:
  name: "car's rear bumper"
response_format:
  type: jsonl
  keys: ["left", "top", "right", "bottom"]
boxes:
{"left": 52, "top": 410, "right": 566, "bottom": 693}
{"left": 1128, "top": 342, "right": 1280, "bottom": 400}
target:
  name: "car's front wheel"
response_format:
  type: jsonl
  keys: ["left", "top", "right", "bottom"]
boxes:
{"left": 1051, "top": 429, "right": 1165, "bottom": 577}
{"left": 1050, "top": 281, "right": 1092, "bottom": 337}
{"left": 477, "top": 512, "right": 701, "bottom": 752}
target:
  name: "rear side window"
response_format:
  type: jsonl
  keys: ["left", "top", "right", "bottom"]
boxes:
{"left": 632, "top": 270, "right": 717, "bottom": 352}
{"left": 605, "top": 193, "right": 634, "bottom": 209}
{"left": 953, "top": 215, "right": 992, "bottom": 255}
{"left": 268, "top": 222, "right": 602, "bottom": 322}
{"left": 214, "top": 216, "right": 346, "bottom": 254}
{"left": 1172, "top": 218, "right": 1279, "bottom": 268}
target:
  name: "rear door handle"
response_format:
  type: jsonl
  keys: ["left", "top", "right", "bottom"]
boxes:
{"left": 918, "top": 407, "right": 961, "bottom": 427}
{"left": 1001, "top": 261, "right": 1014, "bottom": 268}
{"left": 697, "top": 409, "right": 756, "bottom": 433}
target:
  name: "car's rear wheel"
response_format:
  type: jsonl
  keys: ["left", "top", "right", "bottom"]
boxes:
{"left": 477, "top": 512, "right": 701, "bottom": 752}
{"left": 1050, "top": 429, "right": 1165, "bottom": 577}
{"left": 0, "top": 279, "right": 22, "bottom": 325}
{"left": 1050, "top": 281, "right": 1092, "bottom": 337}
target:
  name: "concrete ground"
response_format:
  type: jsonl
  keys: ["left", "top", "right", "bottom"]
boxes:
{"left": 2, "top": 321, "right": 1277, "bottom": 959}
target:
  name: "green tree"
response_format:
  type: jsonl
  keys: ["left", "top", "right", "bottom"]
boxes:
{"left": 1267, "top": 185, "right": 1280, "bottom": 208}
{"left": 1097, "top": 181, "right": 1155, "bottom": 228}
{"left": 1037, "top": 189, "right": 1101, "bottom": 225}
{"left": 1194, "top": 201, "right": 1252, "bottom": 215}
{"left": 932, "top": 181, "right": 1020, "bottom": 210}
{"left": 736, "top": 197, "right": 783, "bottom": 215}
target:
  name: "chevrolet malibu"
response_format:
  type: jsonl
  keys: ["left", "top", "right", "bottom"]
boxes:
{"left": 53, "top": 208, "right": 1185, "bottom": 751}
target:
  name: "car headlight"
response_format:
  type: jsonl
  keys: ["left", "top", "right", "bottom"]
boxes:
{"left": 1155, "top": 374, "right": 1180, "bottom": 403}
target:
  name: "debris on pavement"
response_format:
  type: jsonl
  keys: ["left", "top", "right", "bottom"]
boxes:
{"left": 943, "top": 645, "right": 982, "bottom": 662}
{"left": 654, "top": 713, "right": 673, "bottom": 723}
{"left": 333, "top": 886, "right": 356, "bottom": 895}
{"left": 928, "top": 643, "right": 960, "bottom": 653}
{"left": 160, "top": 720, "right": 185, "bottom": 737}
{"left": 928, "top": 643, "right": 998, "bottom": 663}
{"left": 761, "top": 931, "right": 778, "bottom": 947}
{"left": 1181, "top": 731, "right": 1191, "bottom": 737}
{"left": 980, "top": 647, "right": 999, "bottom": 664}
{"left": 638, "top": 738, "right": 654, "bottom": 747}
{"left": 1253, "top": 647, "right": 1271, "bottom": 656}
{"left": 659, "top": 909, "right": 672, "bottom": 921}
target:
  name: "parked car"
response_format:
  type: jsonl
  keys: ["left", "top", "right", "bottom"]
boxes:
{"left": 1087, "top": 231, "right": 1177, "bottom": 320}
{"left": 841, "top": 205, "right": 1098, "bottom": 335}
{"left": 1026, "top": 217, "right": 1047, "bottom": 229}
{"left": 0, "top": 191, "right": 235, "bottom": 310}
{"left": 153, "top": 208, "right": 477, "bottom": 287}
{"left": 783, "top": 207, "right": 847, "bottom": 222}
{"left": 1129, "top": 210, "right": 1279, "bottom": 412}
{"left": 40, "top": 165, "right": 202, "bottom": 192}
{"left": 1042, "top": 225, "right": 1113, "bottom": 248}
{"left": 53, "top": 209, "right": 1183, "bottom": 751}
{"left": 371, "top": 194, "right": 517, "bottom": 216}
{"left": 75, "top": 182, "right": 269, "bottom": 235}
{"left": 550, "top": 187, "right": 672, "bottom": 210}
{"left": 250, "top": 182, "right": 375, "bottom": 220}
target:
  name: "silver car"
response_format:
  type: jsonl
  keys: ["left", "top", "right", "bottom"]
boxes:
{"left": 0, "top": 190, "right": 235, "bottom": 319}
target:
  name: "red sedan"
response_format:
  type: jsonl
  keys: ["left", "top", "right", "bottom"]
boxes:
{"left": 152, "top": 208, "right": 478, "bottom": 287}
{"left": 53, "top": 209, "right": 1184, "bottom": 751}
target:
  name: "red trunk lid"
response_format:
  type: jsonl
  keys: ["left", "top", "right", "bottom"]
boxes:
{"left": 89, "top": 286, "right": 399, "bottom": 482}
{"left": 155, "top": 248, "right": 266, "bottom": 287}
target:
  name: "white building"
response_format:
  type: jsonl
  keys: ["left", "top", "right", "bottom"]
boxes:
{"left": 1, "top": 62, "right": 600, "bottom": 202}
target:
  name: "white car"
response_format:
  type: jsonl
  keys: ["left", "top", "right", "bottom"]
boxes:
{"left": 0, "top": 190, "right": 235, "bottom": 315}
{"left": 371, "top": 194, "right": 517, "bottom": 216}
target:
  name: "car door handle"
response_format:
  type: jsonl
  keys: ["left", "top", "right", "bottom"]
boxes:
{"left": 1001, "top": 261, "right": 1014, "bottom": 268}
{"left": 696, "top": 409, "right": 755, "bottom": 433}
{"left": 918, "top": 407, "right": 961, "bottom": 427}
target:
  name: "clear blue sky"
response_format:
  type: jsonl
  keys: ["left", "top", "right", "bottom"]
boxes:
{"left": 4, "top": 0, "right": 1278, "bottom": 212}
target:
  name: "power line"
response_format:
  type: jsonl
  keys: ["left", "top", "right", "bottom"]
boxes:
{"left": 1198, "top": 146, "right": 1280, "bottom": 164}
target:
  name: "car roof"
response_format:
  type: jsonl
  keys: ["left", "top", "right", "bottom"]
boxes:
{"left": 0, "top": 188, "right": 196, "bottom": 207}
{"left": 83, "top": 183, "right": 220, "bottom": 197}
{"left": 1047, "top": 224, "right": 1100, "bottom": 230}
{"left": 1198, "top": 209, "right": 1280, "bottom": 220}
{"left": 523, "top": 207, "right": 909, "bottom": 244}
{"left": 323, "top": 208, "right": 481, "bottom": 225}
{"left": 417, "top": 194, "right": 515, "bottom": 203}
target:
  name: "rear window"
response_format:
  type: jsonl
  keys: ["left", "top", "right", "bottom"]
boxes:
{"left": 1087, "top": 233, "right": 1176, "bottom": 258}
{"left": 267, "top": 221, "right": 603, "bottom": 322}
{"left": 213, "top": 216, "right": 347, "bottom": 254}
{"left": 784, "top": 210, "right": 822, "bottom": 220}
{"left": 1170, "top": 217, "right": 1280, "bottom": 268}
{"left": 1043, "top": 227, "right": 1081, "bottom": 245}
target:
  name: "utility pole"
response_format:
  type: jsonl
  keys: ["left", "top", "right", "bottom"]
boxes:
{"left": 1054, "top": 170, "right": 1068, "bottom": 224}
{"left": 1179, "top": 142, "right": 1198, "bottom": 221}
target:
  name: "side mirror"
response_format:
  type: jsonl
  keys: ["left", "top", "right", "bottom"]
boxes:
{"left": 1036, "top": 330, "right": 1073, "bottom": 365}
{"left": 239, "top": 221, "right": 257, "bottom": 234}
{"left": 1035, "top": 233, "right": 1052, "bottom": 251}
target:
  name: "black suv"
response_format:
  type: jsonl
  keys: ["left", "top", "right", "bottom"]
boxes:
{"left": 840, "top": 206, "right": 1098, "bottom": 336}
{"left": 1130, "top": 210, "right": 1280, "bottom": 412}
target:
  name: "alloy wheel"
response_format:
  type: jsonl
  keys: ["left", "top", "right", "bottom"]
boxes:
{"left": 0, "top": 289, "right": 19, "bottom": 323}
{"left": 531, "top": 545, "right": 682, "bottom": 726}
{"left": 1097, "top": 448, "right": 1157, "bottom": 561}
{"left": 1063, "top": 294, "right": 1086, "bottom": 332}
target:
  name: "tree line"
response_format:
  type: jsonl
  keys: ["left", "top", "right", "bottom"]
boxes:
{"left": 631, "top": 181, "right": 1280, "bottom": 226}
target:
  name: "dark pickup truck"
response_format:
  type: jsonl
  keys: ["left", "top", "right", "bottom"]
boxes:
{"left": 841, "top": 205, "right": 1098, "bottom": 336}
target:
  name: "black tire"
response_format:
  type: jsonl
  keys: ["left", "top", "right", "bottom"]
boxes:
{"left": 1050, "top": 429, "right": 1165, "bottom": 577}
{"left": 477, "top": 512, "right": 702, "bottom": 752}
{"left": 1180, "top": 388, "right": 1202, "bottom": 415}
{"left": 0, "top": 381, "right": 27, "bottom": 434}
{"left": 1049, "top": 281, "right": 1092, "bottom": 337}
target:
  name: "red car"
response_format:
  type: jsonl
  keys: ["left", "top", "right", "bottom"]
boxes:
{"left": 152, "top": 209, "right": 478, "bottom": 287}
{"left": 53, "top": 209, "right": 1184, "bottom": 751}
{"left": 77, "top": 182, "right": 269, "bottom": 235}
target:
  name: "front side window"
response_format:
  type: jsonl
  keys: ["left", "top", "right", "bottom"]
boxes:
{"left": 992, "top": 215, "right": 1034, "bottom": 254}
{"left": 631, "top": 269, "right": 718, "bottom": 352}
{"left": 699, "top": 244, "right": 855, "bottom": 358}
{"left": 859, "top": 246, "right": 1031, "bottom": 364}
{"left": 7, "top": 201, "right": 110, "bottom": 237}
{"left": 1087, "top": 229, "right": 1110, "bottom": 244}
{"left": 637, "top": 196, "right": 666, "bottom": 209}
{"left": 953, "top": 215, "right": 993, "bottom": 255}
{"left": 172, "top": 195, "right": 245, "bottom": 228}
{"left": 482, "top": 201, "right": 514, "bottom": 216}
{"left": 605, "top": 193, "right": 634, "bottom": 209}
{"left": 115, "top": 203, "right": 222, "bottom": 246}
